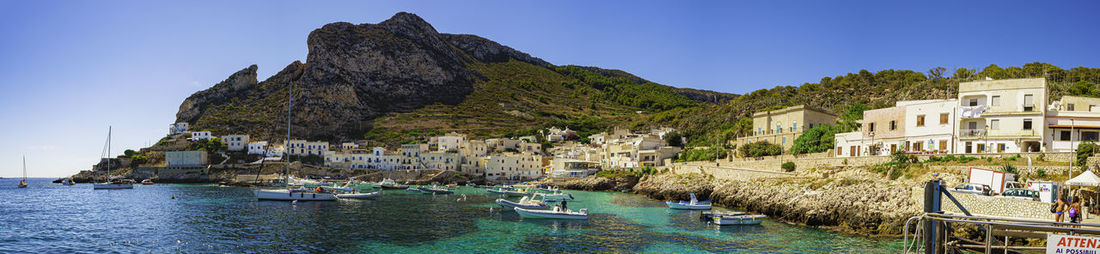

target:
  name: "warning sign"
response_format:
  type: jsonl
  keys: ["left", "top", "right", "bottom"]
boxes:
{"left": 1049, "top": 234, "right": 1100, "bottom": 254}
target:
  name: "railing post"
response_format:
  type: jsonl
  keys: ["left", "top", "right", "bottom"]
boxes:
{"left": 985, "top": 224, "right": 992, "bottom": 254}
{"left": 924, "top": 179, "right": 942, "bottom": 254}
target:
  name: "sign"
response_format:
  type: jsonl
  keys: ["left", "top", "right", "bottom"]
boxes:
{"left": 1048, "top": 233, "right": 1100, "bottom": 254}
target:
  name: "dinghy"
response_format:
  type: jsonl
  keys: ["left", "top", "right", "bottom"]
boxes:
{"left": 666, "top": 192, "right": 711, "bottom": 210}
{"left": 713, "top": 214, "right": 767, "bottom": 225}
{"left": 515, "top": 206, "right": 588, "bottom": 220}
{"left": 336, "top": 191, "right": 380, "bottom": 199}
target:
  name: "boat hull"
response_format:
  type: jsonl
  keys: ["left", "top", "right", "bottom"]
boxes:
{"left": 496, "top": 199, "right": 551, "bottom": 210}
{"left": 254, "top": 189, "right": 337, "bottom": 201}
{"left": 514, "top": 207, "right": 588, "bottom": 220}
{"left": 336, "top": 192, "right": 380, "bottom": 199}
{"left": 713, "top": 215, "right": 766, "bottom": 225}
{"left": 93, "top": 183, "right": 134, "bottom": 190}
{"left": 381, "top": 185, "right": 408, "bottom": 189}
{"left": 666, "top": 201, "right": 712, "bottom": 210}
{"left": 503, "top": 191, "right": 532, "bottom": 197}
{"left": 18, "top": 184, "right": 27, "bottom": 188}
{"left": 418, "top": 187, "right": 453, "bottom": 194}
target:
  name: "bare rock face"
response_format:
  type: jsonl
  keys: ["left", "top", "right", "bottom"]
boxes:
{"left": 176, "top": 65, "right": 258, "bottom": 124}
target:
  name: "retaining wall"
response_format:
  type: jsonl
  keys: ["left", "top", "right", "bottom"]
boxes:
{"left": 942, "top": 191, "right": 1051, "bottom": 220}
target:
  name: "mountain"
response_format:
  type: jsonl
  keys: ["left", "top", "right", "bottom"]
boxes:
{"left": 176, "top": 12, "right": 735, "bottom": 144}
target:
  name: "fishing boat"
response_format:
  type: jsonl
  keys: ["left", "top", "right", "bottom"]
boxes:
{"left": 418, "top": 185, "right": 454, "bottom": 194}
{"left": 336, "top": 191, "right": 380, "bottom": 199}
{"left": 666, "top": 192, "right": 711, "bottom": 210}
{"left": 496, "top": 194, "right": 552, "bottom": 210}
{"left": 93, "top": 127, "right": 133, "bottom": 190}
{"left": 141, "top": 179, "right": 154, "bottom": 185}
{"left": 713, "top": 214, "right": 767, "bottom": 225}
{"left": 380, "top": 178, "right": 408, "bottom": 189}
{"left": 17, "top": 156, "right": 28, "bottom": 188}
{"left": 252, "top": 80, "right": 335, "bottom": 201}
{"left": 515, "top": 206, "right": 588, "bottom": 220}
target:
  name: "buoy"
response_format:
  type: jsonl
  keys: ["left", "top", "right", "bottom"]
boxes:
{"left": 171, "top": 194, "right": 175, "bottom": 199}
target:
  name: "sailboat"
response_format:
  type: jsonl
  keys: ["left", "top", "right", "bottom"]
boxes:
{"left": 17, "top": 156, "right": 27, "bottom": 188}
{"left": 93, "top": 126, "right": 133, "bottom": 190}
{"left": 253, "top": 81, "right": 336, "bottom": 201}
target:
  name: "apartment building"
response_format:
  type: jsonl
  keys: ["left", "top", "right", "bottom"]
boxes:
{"left": 437, "top": 132, "right": 467, "bottom": 151}
{"left": 189, "top": 131, "right": 213, "bottom": 141}
{"left": 1045, "top": 96, "right": 1100, "bottom": 152}
{"left": 323, "top": 147, "right": 402, "bottom": 170}
{"left": 902, "top": 100, "right": 958, "bottom": 154}
{"left": 399, "top": 144, "right": 429, "bottom": 170}
{"left": 485, "top": 153, "right": 543, "bottom": 181}
{"left": 221, "top": 134, "right": 249, "bottom": 152}
{"left": 286, "top": 140, "right": 329, "bottom": 156}
{"left": 421, "top": 152, "right": 461, "bottom": 171}
{"left": 734, "top": 105, "right": 838, "bottom": 150}
{"left": 956, "top": 78, "right": 1046, "bottom": 153}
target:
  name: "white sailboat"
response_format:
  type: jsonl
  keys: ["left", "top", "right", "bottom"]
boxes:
{"left": 253, "top": 81, "right": 336, "bottom": 201}
{"left": 17, "top": 156, "right": 27, "bottom": 188}
{"left": 93, "top": 126, "right": 132, "bottom": 190}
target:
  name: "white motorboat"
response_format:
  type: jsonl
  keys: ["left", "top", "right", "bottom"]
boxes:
{"left": 254, "top": 189, "right": 337, "bottom": 201}
{"left": 336, "top": 191, "right": 380, "bottom": 199}
{"left": 515, "top": 206, "right": 588, "bottom": 220}
{"left": 380, "top": 178, "right": 408, "bottom": 189}
{"left": 93, "top": 127, "right": 133, "bottom": 190}
{"left": 406, "top": 186, "right": 421, "bottom": 192}
{"left": 541, "top": 190, "right": 574, "bottom": 201}
{"left": 666, "top": 192, "right": 711, "bottom": 210}
{"left": 713, "top": 214, "right": 767, "bottom": 225}
{"left": 252, "top": 79, "right": 334, "bottom": 202}
{"left": 418, "top": 185, "right": 454, "bottom": 194}
{"left": 503, "top": 187, "right": 536, "bottom": 197}
{"left": 141, "top": 179, "right": 154, "bottom": 185}
{"left": 496, "top": 194, "right": 552, "bottom": 210}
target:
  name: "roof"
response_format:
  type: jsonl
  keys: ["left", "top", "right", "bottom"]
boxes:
{"left": 1067, "top": 170, "right": 1100, "bottom": 187}
{"left": 751, "top": 105, "right": 838, "bottom": 117}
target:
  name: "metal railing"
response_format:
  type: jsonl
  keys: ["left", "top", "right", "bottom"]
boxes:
{"left": 960, "top": 128, "right": 987, "bottom": 138}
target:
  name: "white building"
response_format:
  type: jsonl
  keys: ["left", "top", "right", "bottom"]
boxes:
{"left": 834, "top": 131, "right": 865, "bottom": 157}
{"left": 287, "top": 140, "right": 329, "bottom": 156}
{"left": 169, "top": 122, "right": 189, "bottom": 135}
{"left": 323, "top": 147, "right": 402, "bottom": 170}
{"left": 956, "top": 78, "right": 1046, "bottom": 154}
{"left": 221, "top": 134, "right": 249, "bottom": 152}
{"left": 189, "top": 131, "right": 213, "bottom": 141}
{"left": 399, "top": 144, "right": 430, "bottom": 170}
{"left": 546, "top": 127, "right": 577, "bottom": 142}
{"left": 248, "top": 141, "right": 268, "bottom": 155}
{"left": 1045, "top": 96, "right": 1100, "bottom": 152}
{"left": 902, "top": 99, "right": 958, "bottom": 154}
{"left": 485, "top": 153, "right": 543, "bottom": 181}
{"left": 421, "top": 152, "right": 461, "bottom": 171}
{"left": 437, "top": 132, "right": 467, "bottom": 152}
{"left": 550, "top": 158, "right": 600, "bottom": 178}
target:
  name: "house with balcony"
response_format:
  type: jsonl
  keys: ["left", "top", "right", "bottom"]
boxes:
{"left": 485, "top": 152, "right": 544, "bottom": 181}
{"left": 399, "top": 143, "right": 430, "bottom": 170}
{"left": 733, "top": 105, "right": 839, "bottom": 151}
{"left": 1045, "top": 96, "right": 1100, "bottom": 152}
{"left": 902, "top": 99, "right": 958, "bottom": 154}
{"left": 955, "top": 78, "right": 1046, "bottom": 153}
{"left": 286, "top": 140, "right": 329, "bottom": 156}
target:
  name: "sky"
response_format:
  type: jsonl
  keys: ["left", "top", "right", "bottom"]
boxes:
{"left": 1, "top": 0, "right": 1098, "bottom": 177}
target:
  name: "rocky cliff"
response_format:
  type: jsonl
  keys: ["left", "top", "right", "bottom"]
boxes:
{"left": 176, "top": 12, "right": 735, "bottom": 142}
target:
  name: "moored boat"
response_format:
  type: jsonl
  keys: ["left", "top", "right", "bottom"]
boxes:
{"left": 515, "top": 206, "right": 588, "bottom": 220}
{"left": 92, "top": 127, "right": 133, "bottom": 190}
{"left": 336, "top": 191, "right": 380, "bottom": 199}
{"left": 61, "top": 178, "right": 75, "bottom": 186}
{"left": 254, "top": 188, "right": 337, "bottom": 201}
{"left": 666, "top": 193, "right": 711, "bottom": 210}
{"left": 141, "top": 179, "right": 154, "bottom": 185}
{"left": 406, "top": 186, "right": 421, "bottom": 192}
{"left": 418, "top": 185, "right": 454, "bottom": 194}
{"left": 713, "top": 214, "right": 767, "bottom": 225}
{"left": 18, "top": 156, "right": 28, "bottom": 188}
{"left": 380, "top": 178, "right": 408, "bottom": 189}
{"left": 496, "top": 194, "right": 552, "bottom": 210}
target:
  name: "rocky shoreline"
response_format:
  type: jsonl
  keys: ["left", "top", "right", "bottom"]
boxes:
{"left": 556, "top": 168, "right": 927, "bottom": 237}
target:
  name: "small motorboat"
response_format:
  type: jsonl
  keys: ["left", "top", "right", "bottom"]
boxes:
{"left": 666, "top": 193, "right": 712, "bottom": 210}
{"left": 503, "top": 187, "right": 536, "bottom": 197}
{"left": 336, "top": 191, "right": 380, "bottom": 199}
{"left": 713, "top": 214, "right": 767, "bottom": 225}
{"left": 515, "top": 206, "right": 588, "bottom": 220}
{"left": 542, "top": 190, "right": 574, "bottom": 201}
{"left": 406, "top": 186, "right": 421, "bottom": 192}
{"left": 418, "top": 185, "right": 454, "bottom": 194}
{"left": 487, "top": 187, "right": 509, "bottom": 194}
{"left": 254, "top": 188, "right": 337, "bottom": 201}
{"left": 141, "top": 179, "right": 154, "bottom": 185}
{"left": 700, "top": 211, "right": 745, "bottom": 221}
{"left": 496, "top": 194, "right": 552, "bottom": 210}
{"left": 380, "top": 178, "right": 408, "bottom": 189}
{"left": 61, "top": 178, "right": 75, "bottom": 186}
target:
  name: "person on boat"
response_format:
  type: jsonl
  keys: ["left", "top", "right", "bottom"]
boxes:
{"left": 560, "top": 200, "right": 568, "bottom": 211}
{"left": 19, "top": 180, "right": 26, "bottom": 186}
{"left": 315, "top": 186, "right": 324, "bottom": 193}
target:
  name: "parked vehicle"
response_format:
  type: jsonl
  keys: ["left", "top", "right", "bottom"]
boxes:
{"left": 952, "top": 183, "right": 992, "bottom": 196}
{"left": 997, "top": 188, "right": 1039, "bottom": 201}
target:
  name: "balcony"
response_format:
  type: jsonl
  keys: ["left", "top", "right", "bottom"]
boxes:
{"left": 959, "top": 106, "right": 987, "bottom": 119}
{"left": 960, "top": 128, "right": 986, "bottom": 138}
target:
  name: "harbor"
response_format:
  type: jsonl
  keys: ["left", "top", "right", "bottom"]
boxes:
{"left": 0, "top": 178, "right": 900, "bottom": 253}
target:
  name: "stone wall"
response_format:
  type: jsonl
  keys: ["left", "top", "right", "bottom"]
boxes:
{"left": 942, "top": 191, "right": 1052, "bottom": 220}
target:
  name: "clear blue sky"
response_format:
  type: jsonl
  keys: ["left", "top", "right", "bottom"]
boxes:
{"left": 2, "top": 0, "right": 1098, "bottom": 177}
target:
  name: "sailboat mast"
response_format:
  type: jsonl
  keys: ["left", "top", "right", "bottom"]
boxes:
{"left": 286, "top": 82, "right": 293, "bottom": 190}
{"left": 107, "top": 126, "right": 112, "bottom": 183}
{"left": 23, "top": 155, "right": 26, "bottom": 180}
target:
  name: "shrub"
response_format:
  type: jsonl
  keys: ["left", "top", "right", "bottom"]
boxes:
{"left": 1077, "top": 143, "right": 1100, "bottom": 169}
{"left": 781, "top": 162, "right": 796, "bottom": 172}
{"left": 790, "top": 125, "right": 838, "bottom": 155}
{"left": 738, "top": 141, "right": 782, "bottom": 157}
{"left": 1002, "top": 163, "right": 1017, "bottom": 175}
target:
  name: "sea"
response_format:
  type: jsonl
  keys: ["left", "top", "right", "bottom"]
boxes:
{"left": 0, "top": 178, "right": 900, "bottom": 253}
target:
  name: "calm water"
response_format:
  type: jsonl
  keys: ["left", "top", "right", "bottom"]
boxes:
{"left": 0, "top": 178, "right": 900, "bottom": 253}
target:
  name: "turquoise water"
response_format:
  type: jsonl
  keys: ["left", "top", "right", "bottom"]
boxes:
{"left": 1, "top": 178, "right": 900, "bottom": 253}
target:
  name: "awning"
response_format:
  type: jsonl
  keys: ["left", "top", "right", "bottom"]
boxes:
{"left": 1067, "top": 170, "right": 1100, "bottom": 187}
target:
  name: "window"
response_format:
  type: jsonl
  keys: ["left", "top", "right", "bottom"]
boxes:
{"left": 997, "top": 143, "right": 1006, "bottom": 153}
{"left": 990, "top": 119, "right": 999, "bottom": 130}
{"left": 991, "top": 96, "right": 1001, "bottom": 106}
{"left": 916, "top": 115, "right": 925, "bottom": 127}
{"left": 1086, "top": 132, "right": 1099, "bottom": 141}
{"left": 868, "top": 123, "right": 876, "bottom": 132}
{"left": 890, "top": 120, "right": 897, "bottom": 130}
{"left": 940, "top": 113, "right": 949, "bottom": 124}
{"left": 1060, "top": 131, "right": 1072, "bottom": 141}
{"left": 1069, "top": 104, "right": 1076, "bottom": 111}
{"left": 782, "top": 137, "right": 786, "bottom": 144}
{"left": 776, "top": 124, "right": 782, "bottom": 134}
{"left": 1023, "top": 94, "right": 1035, "bottom": 111}
{"left": 938, "top": 140, "right": 947, "bottom": 151}
{"left": 1023, "top": 119, "right": 1033, "bottom": 130}
{"left": 969, "top": 99, "right": 978, "bottom": 106}
{"left": 793, "top": 122, "right": 798, "bottom": 131}
{"left": 837, "top": 147, "right": 842, "bottom": 156}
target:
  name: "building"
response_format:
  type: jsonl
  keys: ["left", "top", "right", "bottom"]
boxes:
{"left": 460, "top": 140, "right": 488, "bottom": 158}
{"left": 399, "top": 144, "right": 430, "bottom": 170}
{"left": 421, "top": 152, "right": 461, "bottom": 171}
{"left": 286, "top": 140, "right": 329, "bottom": 156}
{"left": 323, "top": 147, "right": 402, "bottom": 170}
{"left": 165, "top": 151, "right": 208, "bottom": 167}
{"left": 169, "top": 122, "right": 189, "bottom": 135}
{"left": 190, "top": 131, "right": 213, "bottom": 141}
{"left": 1045, "top": 96, "right": 1100, "bottom": 152}
{"left": 486, "top": 138, "right": 521, "bottom": 152}
{"left": 221, "top": 134, "right": 249, "bottom": 152}
{"left": 485, "top": 153, "right": 543, "bottom": 181}
{"left": 734, "top": 105, "right": 839, "bottom": 150}
{"left": 956, "top": 78, "right": 1046, "bottom": 153}
{"left": 340, "top": 142, "right": 359, "bottom": 151}
{"left": 834, "top": 131, "right": 865, "bottom": 157}
{"left": 546, "top": 127, "right": 577, "bottom": 142}
{"left": 902, "top": 100, "right": 958, "bottom": 154}
{"left": 437, "top": 132, "right": 467, "bottom": 152}
{"left": 247, "top": 141, "right": 268, "bottom": 155}
{"left": 518, "top": 142, "right": 543, "bottom": 155}
{"left": 549, "top": 158, "right": 600, "bottom": 178}
{"left": 860, "top": 102, "right": 911, "bottom": 155}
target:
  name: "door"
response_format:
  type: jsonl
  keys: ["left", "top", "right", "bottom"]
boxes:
{"left": 966, "top": 142, "right": 973, "bottom": 153}
{"left": 890, "top": 144, "right": 897, "bottom": 153}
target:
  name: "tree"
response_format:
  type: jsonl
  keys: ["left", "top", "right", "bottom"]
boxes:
{"left": 790, "top": 125, "right": 838, "bottom": 155}
{"left": 953, "top": 68, "right": 975, "bottom": 80}
{"left": 664, "top": 131, "right": 684, "bottom": 147}
{"left": 928, "top": 67, "right": 946, "bottom": 79}
{"left": 123, "top": 149, "right": 137, "bottom": 157}
{"left": 837, "top": 104, "right": 870, "bottom": 132}
{"left": 738, "top": 141, "right": 782, "bottom": 157}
